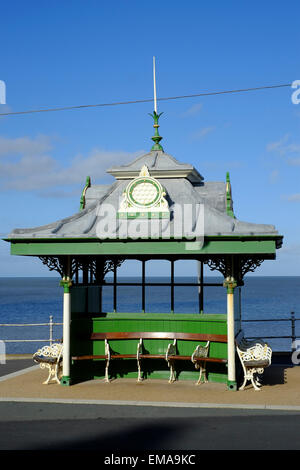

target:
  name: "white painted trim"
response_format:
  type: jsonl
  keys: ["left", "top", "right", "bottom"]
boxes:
{"left": 62, "top": 291, "right": 71, "bottom": 378}
{"left": 227, "top": 291, "right": 236, "bottom": 384}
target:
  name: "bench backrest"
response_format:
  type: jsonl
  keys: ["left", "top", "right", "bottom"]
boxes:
{"left": 91, "top": 332, "right": 227, "bottom": 342}
{"left": 90, "top": 332, "right": 227, "bottom": 357}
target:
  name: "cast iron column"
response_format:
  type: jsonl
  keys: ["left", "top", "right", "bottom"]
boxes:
{"left": 60, "top": 256, "right": 72, "bottom": 386}
{"left": 223, "top": 274, "right": 237, "bottom": 391}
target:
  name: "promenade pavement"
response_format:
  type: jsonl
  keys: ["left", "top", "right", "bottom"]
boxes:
{"left": 1, "top": 358, "right": 300, "bottom": 451}
{"left": 0, "top": 356, "right": 299, "bottom": 410}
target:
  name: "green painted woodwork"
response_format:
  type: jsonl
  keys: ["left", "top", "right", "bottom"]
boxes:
{"left": 60, "top": 376, "right": 71, "bottom": 386}
{"left": 91, "top": 314, "right": 227, "bottom": 358}
{"left": 226, "top": 172, "right": 235, "bottom": 218}
{"left": 90, "top": 369, "right": 228, "bottom": 384}
{"left": 227, "top": 380, "right": 237, "bottom": 391}
{"left": 60, "top": 278, "right": 72, "bottom": 293}
{"left": 79, "top": 176, "right": 91, "bottom": 211}
{"left": 8, "top": 237, "right": 279, "bottom": 256}
{"left": 223, "top": 278, "right": 238, "bottom": 294}
{"left": 70, "top": 312, "right": 228, "bottom": 383}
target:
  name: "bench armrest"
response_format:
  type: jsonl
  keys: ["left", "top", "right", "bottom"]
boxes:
{"left": 237, "top": 341, "right": 272, "bottom": 364}
{"left": 105, "top": 339, "right": 111, "bottom": 360}
{"left": 165, "top": 339, "right": 177, "bottom": 361}
{"left": 191, "top": 341, "right": 210, "bottom": 363}
{"left": 33, "top": 343, "right": 63, "bottom": 362}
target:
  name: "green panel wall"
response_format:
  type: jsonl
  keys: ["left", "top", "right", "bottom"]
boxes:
{"left": 70, "top": 312, "right": 228, "bottom": 383}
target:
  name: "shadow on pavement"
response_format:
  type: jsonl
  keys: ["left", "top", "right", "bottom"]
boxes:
{"left": 0, "top": 359, "right": 34, "bottom": 377}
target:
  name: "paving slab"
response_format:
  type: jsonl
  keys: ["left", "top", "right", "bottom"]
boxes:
{"left": 2, "top": 359, "right": 300, "bottom": 450}
{"left": 0, "top": 359, "right": 299, "bottom": 410}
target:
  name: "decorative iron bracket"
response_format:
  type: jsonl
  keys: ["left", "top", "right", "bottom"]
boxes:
{"left": 204, "top": 255, "right": 265, "bottom": 284}
{"left": 39, "top": 256, "right": 124, "bottom": 281}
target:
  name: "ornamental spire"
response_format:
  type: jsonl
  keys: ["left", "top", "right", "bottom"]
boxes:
{"left": 149, "top": 56, "right": 164, "bottom": 151}
{"left": 226, "top": 172, "right": 235, "bottom": 218}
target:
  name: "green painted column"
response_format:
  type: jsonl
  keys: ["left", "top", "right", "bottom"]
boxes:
{"left": 223, "top": 276, "right": 237, "bottom": 391}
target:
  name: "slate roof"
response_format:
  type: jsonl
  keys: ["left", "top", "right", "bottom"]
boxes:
{"left": 7, "top": 150, "right": 279, "bottom": 240}
{"left": 107, "top": 150, "right": 204, "bottom": 183}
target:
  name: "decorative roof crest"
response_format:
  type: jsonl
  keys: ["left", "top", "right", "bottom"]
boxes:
{"left": 117, "top": 165, "right": 169, "bottom": 219}
{"left": 139, "top": 164, "right": 150, "bottom": 177}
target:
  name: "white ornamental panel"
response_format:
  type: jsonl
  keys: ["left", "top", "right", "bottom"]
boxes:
{"left": 118, "top": 165, "right": 169, "bottom": 219}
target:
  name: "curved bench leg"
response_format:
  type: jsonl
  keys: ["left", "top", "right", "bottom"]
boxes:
{"left": 253, "top": 372, "right": 263, "bottom": 390}
{"left": 195, "top": 366, "right": 203, "bottom": 385}
{"left": 104, "top": 340, "right": 110, "bottom": 383}
{"left": 42, "top": 364, "right": 53, "bottom": 385}
{"left": 42, "top": 363, "right": 57, "bottom": 385}
{"left": 238, "top": 373, "right": 249, "bottom": 391}
{"left": 137, "top": 339, "right": 143, "bottom": 383}
{"left": 239, "top": 369, "right": 262, "bottom": 391}
{"left": 194, "top": 361, "right": 208, "bottom": 385}
{"left": 104, "top": 359, "right": 110, "bottom": 383}
{"left": 137, "top": 358, "right": 143, "bottom": 382}
{"left": 251, "top": 376, "right": 261, "bottom": 391}
{"left": 54, "top": 362, "right": 63, "bottom": 384}
{"left": 166, "top": 340, "right": 177, "bottom": 383}
{"left": 168, "top": 362, "right": 176, "bottom": 383}
{"left": 254, "top": 375, "right": 262, "bottom": 386}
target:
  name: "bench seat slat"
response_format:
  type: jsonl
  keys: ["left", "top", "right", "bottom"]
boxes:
{"left": 243, "top": 359, "right": 269, "bottom": 367}
{"left": 72, "top": 354, "right": 227, "bottom": 363}
{"left": 169, "top": 355, "right": 227, "bottom": 363}
{"left": 139, "top": 354, "right": 167, "bottom": 359}
{"left": 111, "top": 354, "right": 137, "bottom": 359}
{"left": 72, "top": 355, "right": 106, "bottom": 360}
{"left": 34, "top": 356, "right": 62, "bottom": 364}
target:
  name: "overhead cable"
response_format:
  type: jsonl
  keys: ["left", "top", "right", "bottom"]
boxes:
{"left": 0, "top": 83, "right": 292, "bottom": 117}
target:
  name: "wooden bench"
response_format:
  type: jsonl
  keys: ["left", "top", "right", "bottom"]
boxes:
{"left": 33, "top": 342, "right": 63, "bottom": 385}
{"left": 72, "top": 332, "right": 227, "bottom": 384}
{"left": 236, "top": 332, "right": 272, "bottom": 391}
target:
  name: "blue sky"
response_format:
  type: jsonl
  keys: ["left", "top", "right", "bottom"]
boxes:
{"left": 0, "top": 1, "right": 299, "bottom": 277}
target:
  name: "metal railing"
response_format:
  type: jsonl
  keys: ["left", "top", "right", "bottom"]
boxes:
{"left": 0, "top": 312, "right": 298, "bottom": 351}
{"left": 242, "top": 311, "right": 299, "bottom": 352}
{"left": 0, "top": 315, "right": 63, "bottom": 346}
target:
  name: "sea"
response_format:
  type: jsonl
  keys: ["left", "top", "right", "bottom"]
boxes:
{"left": 0, "top": 276, "right": 299, "bottom": 354}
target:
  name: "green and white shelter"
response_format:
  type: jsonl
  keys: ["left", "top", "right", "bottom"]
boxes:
{"left": 4, "top": 113, "right": 283, "bottom": 390}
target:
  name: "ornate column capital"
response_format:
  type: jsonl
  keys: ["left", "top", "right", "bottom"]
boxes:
{"left": 59, "top": 278, "right": 72, "bottom": 293}
{"left": 223, "top": 277, "right": 237, "bottom": 294}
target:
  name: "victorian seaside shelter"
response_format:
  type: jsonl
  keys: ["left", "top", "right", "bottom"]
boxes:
{"left": 4, "top": 113, "right": 283, "bottom": 390}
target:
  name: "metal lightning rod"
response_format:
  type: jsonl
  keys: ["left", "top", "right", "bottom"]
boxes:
{"left": 153, "top": 56, "right": 157, "bottom": 113}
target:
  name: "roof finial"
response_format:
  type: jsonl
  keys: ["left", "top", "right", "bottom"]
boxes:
{"left": 153, "top": 56, "right": 157, "bottom": 114}
{"left": 149, "top": 56, "right": 163, "bottom": 152}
